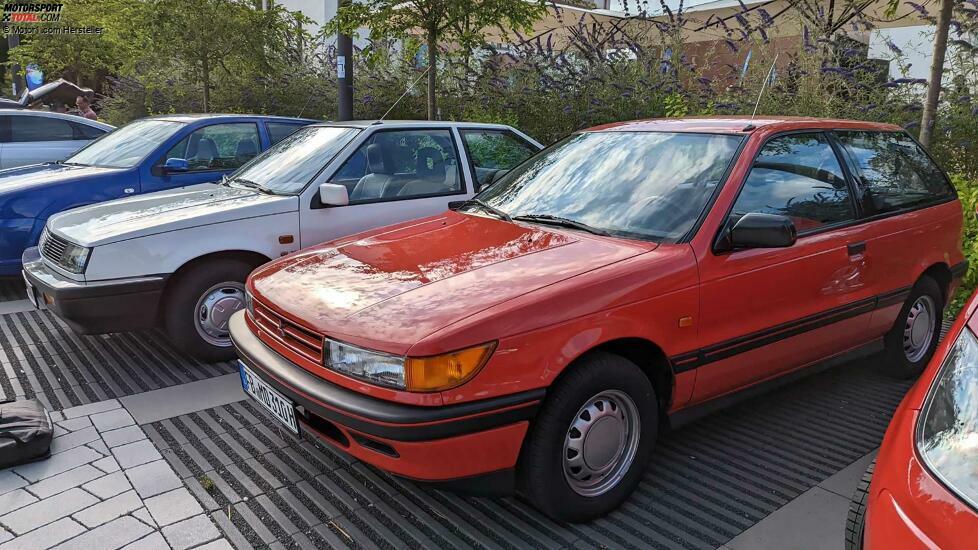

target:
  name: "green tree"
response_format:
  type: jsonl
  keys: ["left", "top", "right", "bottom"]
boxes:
{"left": 328, "top": 0, "right": 546, "bottom": 120}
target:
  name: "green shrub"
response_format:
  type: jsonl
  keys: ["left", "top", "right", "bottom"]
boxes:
{"left": 949, "top": 174, "right": 978, "bottom": 316}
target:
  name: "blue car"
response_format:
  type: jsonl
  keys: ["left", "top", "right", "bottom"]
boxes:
{"left": 0, "top": 114, "right": 316, "bottom": 276}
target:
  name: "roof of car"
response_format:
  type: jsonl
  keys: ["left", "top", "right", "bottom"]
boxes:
{"left": 585, "top": 116, "right": 905, "bottom": 134}
{"left": 307, "top": 120, "right": 518, "bottom": 129}
{"left": 3, "top": 109, "right": 114, "bottom": 129}
{"left": 148, "top": 114, "right": 319, "bottom": 123}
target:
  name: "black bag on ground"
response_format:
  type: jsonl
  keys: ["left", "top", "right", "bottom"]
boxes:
{"left": 0, "top": 400, "right": 53, "bottom": 469}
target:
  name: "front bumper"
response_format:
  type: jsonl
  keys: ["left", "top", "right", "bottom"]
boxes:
{"left": 21, "top": 247, "right": 168, "bottom": 334}
{"left": 229, "top": 311, "right": 542, "bottom": 491}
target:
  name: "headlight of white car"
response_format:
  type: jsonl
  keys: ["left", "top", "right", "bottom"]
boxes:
{"left": 60, "top": 241, "right": 92, "bottom": 274}
{"left": 325, "top": 339, "right": 406, "bottom": 389}
{"left": 40, "top": 228, "right": 91, "bottom": 274}
{"left": 917, "top": 326, "right": 978, "bottom": 510}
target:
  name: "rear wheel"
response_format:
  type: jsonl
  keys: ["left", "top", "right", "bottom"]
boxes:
{"left": 163, "top": 259, "right": 255, "bottom": 362}
{"left": 845, "top": 459, "right": 875, "bottom": 550}
{"left": 881, "top": 276, "right": 943, "bottom": 379}
{"left": 517, "top": 352, "right": 657, "bottom": 522}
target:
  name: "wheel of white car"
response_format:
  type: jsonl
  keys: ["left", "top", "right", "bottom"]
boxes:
{"left": 163, "top": 259, "right": 255, "bottom": 362}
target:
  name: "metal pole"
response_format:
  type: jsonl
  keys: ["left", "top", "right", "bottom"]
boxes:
{"left": 7, "top": 35, "right": 24, "bottom": 97}
{"left": 336, "top": 0, "right": 354, "bottom": 121}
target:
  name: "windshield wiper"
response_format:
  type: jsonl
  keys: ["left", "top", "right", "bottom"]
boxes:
{"left": 513, "top": 214, "right": 610, "bottom": 236}
{"left": 230, "top": 177, "right": 275, "bottom": 194}
{"left": 459, "top": 199, "right": 511, "bottom": 222}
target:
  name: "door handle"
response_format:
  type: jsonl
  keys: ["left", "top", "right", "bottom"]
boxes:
{"left": 847, "top": 242, "right": 866, "bottom": 256}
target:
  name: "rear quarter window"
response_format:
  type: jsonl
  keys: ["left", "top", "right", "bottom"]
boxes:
{"left": 836, "top": 131, "right": 954, "bottom": 215}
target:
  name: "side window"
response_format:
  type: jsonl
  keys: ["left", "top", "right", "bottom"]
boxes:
{"left": 330, "top": 129, "right": 463, "bottom": 204}
{"left": 836, "top": 131, "right": 953, "bottom": 214}
{"left": 11, "top": 116, "right": 74, "bottom": 142}
{"left": 70, "top": 122, "right": 107, "bottom": 140}
{"left": 266, "top": 122, "right": 304, "bottom": 145}
{"left": 164, "top": 123, "right": 260, "bottom": 172}
{"left": 460, "top": 129, "right": 538, "bottom": 188}
{"left": 730, "top": 133, "right": 854, "bottom": 233}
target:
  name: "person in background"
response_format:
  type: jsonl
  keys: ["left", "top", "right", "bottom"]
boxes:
{"left": 75, "top": 95, "right": 97, "bottom": 120}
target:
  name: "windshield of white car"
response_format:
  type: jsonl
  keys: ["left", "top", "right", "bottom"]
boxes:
{"left": 472, "top": 131, "right": 744, "bottom": 242}
{"left": 65, "top": 119, "right": 185, "bottom": 169}
{"left": 226, "top": 126, "right": 361, "bottom": 195}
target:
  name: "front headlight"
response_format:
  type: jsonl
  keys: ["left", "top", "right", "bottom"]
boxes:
{"left": 60, "top": 241, "right": 91, "bottom": 274}
{"left": 325, "top": 339, "right": 495, "bottom": 392}
{"left": 244, "top": 290, "right": 254, "bottom": 319}
{"left": 917, "top": 327, "right": 978, "bottom": 511}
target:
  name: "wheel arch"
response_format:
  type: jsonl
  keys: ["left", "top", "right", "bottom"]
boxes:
{"left": 160, "top": 249, "right": 272, "bottom": 314}
{"left": 564, "top": 337, "right": 676, "bottom": 415}
{"left": 918, "top": 261, "right": 952, "bottom": 302}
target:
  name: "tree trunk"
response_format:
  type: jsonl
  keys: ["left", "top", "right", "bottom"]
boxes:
{"left": 919, "top": 0, "right": 955, "bottom": 147}
{"left": 201, "top": 56, "right": 210, "bottom": 112}
{"left": 426, "top": 23, "right": 437, "bottom": 121}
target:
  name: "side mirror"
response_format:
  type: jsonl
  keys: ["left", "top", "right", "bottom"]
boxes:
{"left": 319, "top": 183, "right": 349, "bottom": 207}
{"left": 728, "top": 213, "right": 797, "bottom": 250}
{"left": 163, "top": 158, "right": 189, "bottom": 173}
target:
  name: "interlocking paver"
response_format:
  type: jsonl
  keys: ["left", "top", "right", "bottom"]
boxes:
{"left": 194, "top": 540, "right": 233, "bottom": 550}
{"left": 112, "top": 440, "right": 162, "bottom": 469}
{"left": 161, "top": 514, "right": 220, "bottom": 550}
{"left": 0, "top": 472, "right": 26, "bottom": 496}
{"left": 72, "top": 490, "right": 143, "bottom": 528}
{"left": 0, "top": 516, "right": 85, "bottom": 550}
{"left": 144, "top": 488, "right": 202, "bottom": 527}
{"left": 51, "top": 427, "right": 100, "bottom": 455}
{"left": 57, "top": 417, "right": 93, "bottom": 432}
{"left": 121, "top": 532, "right": 169, "bottom": 550}
{"left": 12, "top": 446, "right": 102, "bottom": 483}
{"left": 49, "top": 411, "right": 65, "bottom": 422}
{"left": 0, "top": 527, "right": 10, "bottom": 544}
{"left": 132, "top": 507, "right": 155, "bottom": 527}
{"left": 101, "top": 426, "right": 147, "bottom": 449}
{"left": 62, "top": 400, "right": 121, "bottom": 420}
{"left": 90, "top": 409, "right": 136, "bottom": 433}
{"left": 82, "top": 471, "right": 131, "bottom": 499}
{"left": 54, "top": 515, "right": 153, "bottom": 550}
{"left": 0, "top": 487, "right": 98, "bottom": 534}
{"left": 0, "top": 489, "right": 36, "bottom": 515}
{"left": 25, "top": 465, "right": 103, "bottom": 499}
{"left": 93, "top": 456, "right": 121, "bottom": 474}
{"left": 125, "top": 460, "right": 181, "bottom": 499}
{"left": 87, "top": 440, "right": 110, "bottom": 456}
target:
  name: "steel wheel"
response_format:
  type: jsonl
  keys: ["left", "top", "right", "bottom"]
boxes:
{"left": 194, "top": 281, "right": 246, "bottom": 347}
{"left": 562, "top": 389, "right": 641, "bottom": 497}
{"left": 903, "top": 294, "right": 936, "bottom": 363}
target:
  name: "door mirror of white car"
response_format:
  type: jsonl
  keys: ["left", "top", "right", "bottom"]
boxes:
{"left": 163, "top": 157, "right": 189, "bottom": 173}
{"left": 319, "top": 183, "right": 349, "bottom": 207}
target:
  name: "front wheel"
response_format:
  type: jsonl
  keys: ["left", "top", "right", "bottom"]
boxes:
{"left": 163, "top": 259, "right": 255, "bottom": 362}
{"left": 517, "top": 352, "right": 657, "bottom": 522}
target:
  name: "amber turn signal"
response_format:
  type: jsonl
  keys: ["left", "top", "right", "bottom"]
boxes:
{"left": 405, "top": 342, "right": 497, "bottom": 392}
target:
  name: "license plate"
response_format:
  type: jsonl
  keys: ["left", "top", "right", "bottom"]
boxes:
{"left": 22, "top": 273, "right": 38, "bottom": 309}
{"left": 239, "top": 362, "right": 299, "bottom": 434}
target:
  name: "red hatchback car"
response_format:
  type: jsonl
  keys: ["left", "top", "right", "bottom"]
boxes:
{"left": 847, "top": 288, "right": 978, "bottom": 549}
{"left": 230, "top": 117, "right": 965, "bottom": 521}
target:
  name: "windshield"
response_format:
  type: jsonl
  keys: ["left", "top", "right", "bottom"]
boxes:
{"left": 475, "top": 131, "right": 744, "bottom": 241}
{"left": 66, "top": 119, "right": 184, "bottom": 169}
{"left": 227, "top": 126, "right": 361, "bottom": 195}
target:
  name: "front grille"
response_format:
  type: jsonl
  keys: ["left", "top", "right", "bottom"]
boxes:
{"left": 39, "top": 230, "right": 71, "bottom": 266}
{"left": 252, "top": 299, "right": 324, "bottom": 363}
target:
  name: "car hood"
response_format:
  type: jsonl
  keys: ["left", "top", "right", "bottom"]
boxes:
{"left": 48, "top": 183, "right": 298, "bottom": 246}
{"left": 0, "top": 163, "right": 125, "bottom": 194}
{"left": 251, "top": 211, "right": 652, "bottom": 351}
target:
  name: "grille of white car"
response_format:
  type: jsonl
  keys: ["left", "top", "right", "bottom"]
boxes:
{"left": 39, "top": 229, "right": 71, "bottom": 267}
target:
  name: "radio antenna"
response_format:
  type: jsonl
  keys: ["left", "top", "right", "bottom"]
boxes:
{"left": 751, "top": 52, "right": 779, "bottom": 121}
{"left": 379, "top": 66, "right": 431, "bottom": 122}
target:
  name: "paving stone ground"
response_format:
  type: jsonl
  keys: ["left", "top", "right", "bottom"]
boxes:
{"left": 0, "top": 399, "right": 230, "bottom": 550}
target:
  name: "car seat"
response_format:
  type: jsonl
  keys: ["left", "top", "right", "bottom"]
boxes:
{"left": 234, "top": 138, "right": 258, "bottom": 165}
{"left": 397, "top": 147, "right": 450, "bottom": 197}
{"left": 351, "top": 144, "right": 395, "bottom": 201}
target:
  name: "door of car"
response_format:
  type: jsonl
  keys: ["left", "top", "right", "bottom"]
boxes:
{"left": 144, "top": 122, "right": 263, "bottom": 193}
{"left": 833, "top": 130, "right": 960, "bottom": 338}
{"left": 691, "top": 132, "right": 875, "bottom": 402}
{"left": 299, "top": 127, "right": 473, "bottom": 247}
{"left": 0, "top": 115, "right": 96, "bottom": 168}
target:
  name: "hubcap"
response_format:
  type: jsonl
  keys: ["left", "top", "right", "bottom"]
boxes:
{"left": 903, "top": 295, "right": 936, "bottom": 363}
{"left": 563, "top": 390, "right": 641, "bottom": 497}
{"left": 194, "top": 282, "right": 246, "bottom": 347}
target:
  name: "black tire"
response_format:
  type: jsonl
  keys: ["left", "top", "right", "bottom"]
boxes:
{"left": 162, "top": 259, "right": 254, "bottom": 363}
{"left": 517, "top": 351, "right": 658, "bottom": 522}
{"left": 845, "top": 459, "right": 875, "bottom": 550}
{"left": 881, "top": 276, "right": 943, "bottom": 379}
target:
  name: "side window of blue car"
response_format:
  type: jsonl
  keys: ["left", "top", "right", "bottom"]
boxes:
{"left": 165, "top": 123, "right": 261, "bottom": 172}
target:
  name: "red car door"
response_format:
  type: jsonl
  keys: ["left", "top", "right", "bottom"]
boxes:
{"left": 689, "top": 131, "right": 877, "bottom": 403}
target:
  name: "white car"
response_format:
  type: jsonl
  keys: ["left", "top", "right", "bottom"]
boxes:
{"left": 0, "top": 110, "right": 114, "bottom": 168}
{"left": 23, "top": 120, "right": 542, "bottom": 360}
